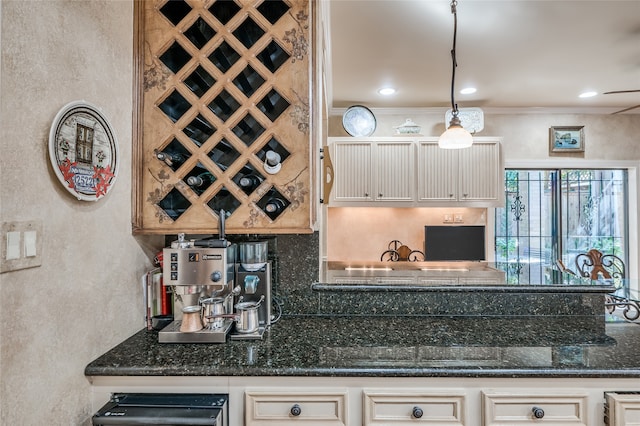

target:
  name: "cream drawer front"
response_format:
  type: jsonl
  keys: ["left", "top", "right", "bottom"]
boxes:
{"left": 605, "top": 392, "right": 640, "bottom": 426}
{"left": 482, "top": 391, "right": 588, "bottom": 425}
{"left": 245, "top": 390, "right": 348, "bottom": 425}
{"left": 363, "top": 390, "right": 466, "bottom": 425}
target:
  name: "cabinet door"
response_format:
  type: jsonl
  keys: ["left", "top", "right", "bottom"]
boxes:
{"left": 374, "top": 141, "right": 415, "bottom": 202}
{"left": 363, "top": 390, "right": 466, "bottom": 425}
{"left": 331, "top": 142, "right": 373, "bottom": 202}
{"left": 458, "top": 142, "right": 501, "bottom": 202}
{"left": 605, "top": 392, "right": 640, "bottom": 426}
{"left": 245, "top": 391, "right": 348, "bottom": 425}
{"left": 417, "top": 142, "right": 458, "bottom": 202}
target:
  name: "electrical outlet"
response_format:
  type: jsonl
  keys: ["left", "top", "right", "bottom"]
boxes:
{"left": 443, "top": 214, "right": 453, "bottom": 223}
{"left": 454, "top": 214, "right": 464, "bottom": 223}
{"left": 1, "top": 220, "right": 43, "bottom": 273}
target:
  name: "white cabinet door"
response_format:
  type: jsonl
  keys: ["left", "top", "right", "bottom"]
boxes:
{"left": 374, "top": 141, "right": 415, "bottom": 202}
{"left": 417, "top": 141, "right": 458, "bottom": 202}
{"left": 331, "top": 141, "right": 373, "bottom": 202}
{"left": 458, "top": 142, "right": 501, "bottom": 202}
{"left": 605, "top": 393, "right": 640, "bottom": 426}
{"left": 418, "top": 138, "right": 502, "bottom": 206}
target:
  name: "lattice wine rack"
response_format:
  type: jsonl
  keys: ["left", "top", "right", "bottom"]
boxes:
{"left": 132, "top": 0, "right": 314, "bottom": 234}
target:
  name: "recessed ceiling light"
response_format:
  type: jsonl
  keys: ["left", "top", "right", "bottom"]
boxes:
{"left": 579, "top": 91, "right": 597, "bottom": 98}
{"left": 378, "top": 87, "right": 396, "bottom": 96}
{"left": 460, "top": 87, "right": 477, "bottom": 95}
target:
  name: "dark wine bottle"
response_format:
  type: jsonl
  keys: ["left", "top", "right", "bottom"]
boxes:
{"left": 155, "top": 150, "right": 185, "bottom": 169}
{"left": 239, "top": 174, "right": 263, "bottom": 192}
{"left": 186, "top": 172, "right": 215, "bottom": 194}
{"left": 264, "top": 197, "right": 287, "bottom": 218}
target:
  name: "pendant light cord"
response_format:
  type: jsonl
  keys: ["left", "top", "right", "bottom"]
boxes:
{"left": 449, "top": 0, "right": 459, "bottom": 117}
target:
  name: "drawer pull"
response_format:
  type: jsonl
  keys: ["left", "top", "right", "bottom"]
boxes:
{"left": 412, "top": 406, "right": 424, "bottom": 419}
{"left": 531, "top": 406, "right": 545, "bottom": 419}
{"left": 290, "top": 403, "right": 302, "bottom": 417}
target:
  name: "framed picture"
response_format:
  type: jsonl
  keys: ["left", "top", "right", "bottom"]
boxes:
{"left": 549, "top": 126, "right": 584, "bottom": 153}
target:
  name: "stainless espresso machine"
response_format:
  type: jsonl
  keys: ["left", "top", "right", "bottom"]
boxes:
{"left": 159, "top": 228, "right": 237, "bottom": 343}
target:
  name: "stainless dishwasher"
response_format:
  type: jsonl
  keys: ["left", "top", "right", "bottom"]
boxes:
{"left": 92, "top": 393, "right": 228, "bottom": 425}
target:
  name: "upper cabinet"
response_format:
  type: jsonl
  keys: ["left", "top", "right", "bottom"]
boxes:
{"left": 418, "top": 139, "right": 503, "bottom": 204}
{"left": 326, "top": 137, "right": 503, "bottom": 207}
{"left": 132, "top": 0, "right": 316, "bottom": 234}
{"left": 329, "top": 138, "right": 414, "bottom": 203}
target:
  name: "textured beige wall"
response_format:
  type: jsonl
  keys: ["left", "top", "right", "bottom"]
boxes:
{"left": 0, "top": 1, "right": 162, "bottom": 424}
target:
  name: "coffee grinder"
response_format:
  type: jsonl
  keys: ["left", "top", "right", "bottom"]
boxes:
{"left": 232, "top": 241, "right": 272, "bottom": 340}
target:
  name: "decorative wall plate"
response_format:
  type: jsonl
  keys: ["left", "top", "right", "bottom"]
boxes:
{"left": 342, "top": 105, "right": 376, "bottom": 137}
{"left": 48, "top": 101, "right": 119, "bottom": 201}
{"left": 445, "top": 107, "right": 484, "bottom": 133}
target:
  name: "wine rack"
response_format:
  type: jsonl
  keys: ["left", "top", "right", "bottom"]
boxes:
{"left": 133, "top": 0, "right": 314, "bottom": 234}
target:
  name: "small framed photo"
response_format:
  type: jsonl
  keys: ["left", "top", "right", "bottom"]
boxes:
{"left": 549, "top": 126, "right": 584, "bottom": 153}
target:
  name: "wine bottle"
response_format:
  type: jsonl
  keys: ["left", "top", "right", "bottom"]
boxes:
{"left": 155, "top": 150, "right": 185, "bottom": 169}
{"left": 186, "top": 172, "right": 215, "bottom": 194}
{"left": 239, "top": 174, "right": 263, "bottom": 192}
{"left": 264, "top": 197, "right": 287, "bottom": 219}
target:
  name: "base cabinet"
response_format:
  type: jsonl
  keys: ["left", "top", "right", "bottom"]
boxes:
{"left": 88, "top": 376, "right": 640, "bottom": 426}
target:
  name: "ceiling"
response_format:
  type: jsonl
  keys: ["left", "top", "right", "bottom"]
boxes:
{"left": 327, "top": 0, "right": 640, "bottom": 114}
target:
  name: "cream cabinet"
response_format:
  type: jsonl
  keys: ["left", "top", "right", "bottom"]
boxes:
{"left": 417, "top": 138, "right": 502, "bottom": 206}
{"left": 245, "top": 390, "right": 348, "bottom": 425}
{"left": 605, "top": 392, "right": 640, "bottom": 426}
{"left": 326, "top": 137, "right": 502, "bottom": 207}
{"left": 482, "top": 391, "right": 588, "bottom": 425}
{"left": 89, "top": 376, "right": 640, "bottom": 426}
{"left": 329, "top": 138, "right": 415, "bottom": 203}
{"left": 363, "top": 390, "right": 466, "bottom": 425}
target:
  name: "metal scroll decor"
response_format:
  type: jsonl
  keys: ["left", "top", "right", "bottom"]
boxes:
{"left": 48, "top": 101, "right": 119, "bottom": 201}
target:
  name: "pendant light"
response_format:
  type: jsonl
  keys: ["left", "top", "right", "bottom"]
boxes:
{"left": 438, "top": 0, "right": 473, "bottom": 149}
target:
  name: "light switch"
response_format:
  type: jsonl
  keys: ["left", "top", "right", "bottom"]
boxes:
{"left": 24, "top": 231, "right": 37, "bottom": 257}
{"left": 443, "top": 214, "right": 453, "bottom": 223}
{"left": 6, "top": 232, "right": 20, "bottom": 260}
{"left": 1, "top": 220, "right": 42, "bottom": 273}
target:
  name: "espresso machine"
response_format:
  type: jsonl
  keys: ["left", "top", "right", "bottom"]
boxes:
{"left": 159, "top": 213, "right": 237, "bottom": 343}
{"left": 232, "top": 240, "right": 272, "bottom": 340}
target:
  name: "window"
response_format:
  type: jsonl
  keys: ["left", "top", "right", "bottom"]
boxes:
{"left": 494, "top": 169, "right": 628, "bottom": 284}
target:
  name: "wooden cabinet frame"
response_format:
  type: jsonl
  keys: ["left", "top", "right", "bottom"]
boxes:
{"left": 132, "top": 0, "right": 317, "bottom": 234}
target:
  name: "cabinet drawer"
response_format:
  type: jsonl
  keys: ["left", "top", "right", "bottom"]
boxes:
{"left": 363, "top": 390, "right": 466, "bottom": 425}
{"left": 605, "top": 392, "right": 640, "bottom": 426}
{"left": 245, "top": 390, "right": 347, "bottom": 425}
{"left": 482, "top": 391, "right": 588, "bottom": 425}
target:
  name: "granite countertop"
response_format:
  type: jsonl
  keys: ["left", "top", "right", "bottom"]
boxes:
{"left": 85, "top": 316, "right": 640, "bottom": 378}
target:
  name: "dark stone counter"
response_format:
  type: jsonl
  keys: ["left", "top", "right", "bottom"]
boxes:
{"left": 85, "top": 316, "right": 640, "bottom": 378}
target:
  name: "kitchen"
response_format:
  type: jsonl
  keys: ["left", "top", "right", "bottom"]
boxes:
{"left": 1, "top": 0, "right": 640, "bottom": 425}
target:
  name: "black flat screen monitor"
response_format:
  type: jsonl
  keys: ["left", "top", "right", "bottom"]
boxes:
{"left": 424, "top": 226, "right": 486, "bottom": 261}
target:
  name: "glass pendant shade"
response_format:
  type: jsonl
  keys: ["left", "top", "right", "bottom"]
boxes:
{"left": 438, "top": 116, "right": 473, "bottom": 149}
